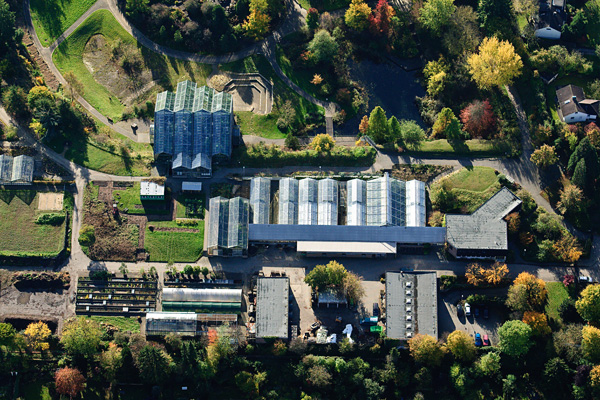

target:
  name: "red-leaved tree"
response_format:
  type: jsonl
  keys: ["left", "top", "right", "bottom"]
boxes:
{"left": 459, "top": 99, "right": 497, "bottom": 139}
{"left": 368, "top": 0, "right": 394, "bottom": 37}
{"left": 55, "top": 367, "right": 85, "bottom": 399}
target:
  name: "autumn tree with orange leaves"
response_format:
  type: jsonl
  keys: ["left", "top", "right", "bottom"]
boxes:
{"left": 55, "top": 367, "right": 85, "bottom": 399}
{"left": 522, "top": 311, "right": 551, "bottom": 336}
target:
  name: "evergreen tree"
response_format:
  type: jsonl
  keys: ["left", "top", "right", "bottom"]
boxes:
{"left": 387, "top": 116, "right": 402, "bottom": 144}
{"left": 572, "top": 158, "right": 588, "bottom": 192}
{"left": 368, "top": 106, "right": 389, "bottom": 144}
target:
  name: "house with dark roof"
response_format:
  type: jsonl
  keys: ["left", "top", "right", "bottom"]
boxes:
{"left": 152, "top": 81, "right": 234, "bottom": 178}
{"left": 534, "top": 0, "right": 566, "bottom": 40}
{"left": 557, "top": 84, "right": 599, "bottom": 124}
{"left": 445, "top": 188, "right": 521, "bottom": 260}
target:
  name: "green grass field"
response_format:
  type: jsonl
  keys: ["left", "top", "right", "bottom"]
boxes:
{"left": 221, "top": 55, "right": 324, "bottom": 139}
{"left": 297, "top": 0, "right": 350, "bottom": 11}
{"left": 445, "top": 166, "right": 499, "bottom": 192}
{"left": 53, "top": 10, "right": 211, "bottom": 121}
{"left": 176, "top": 193, "right": 205, "bottom": 219}
{"left": 145, "top": 221, "right": 204, "bottom": 262}
{"left": 88, "top": 316, "right": 141, "bottom": 333}
{"left": 410, "top": 139, "right": 512, "bottom": 157}
{"left": 0, "top": 191, "right": 66, "bottom": 257}
{"left": 113, "top": 182, "right": 170, "bottom": 215}
{"left": 545, "top": 282, "right": 569, "bottom": 325}
{"left": 30, "top": 0, "right": 97, "bottom": 46}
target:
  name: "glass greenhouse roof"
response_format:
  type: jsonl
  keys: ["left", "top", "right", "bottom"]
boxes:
{"left": 278, "top": 178, "right": 298, "bottom": 225}
{"left": 346, "top": 179, "right": 366, "bottom": 226}
{"left": 156, "top": 91, "right": 175, "bottom": 111}
{"left": 250, "top": 177, "right": 271, "bottom": 224}
{"left": 227, "top": 197, "right": 249, "bottom": 249}
{"left": 366, "top": 174, "right": 405, "bottom": 226}
{"left": 299, "top": 178, "right": 318, "bottom": 225}
{"left": 174, "top": 80, "right": 197, "bottom": 112}
{"left": 0, "top": 154, "right": 13, "bottom": 182}
{"left": 318, "top": 179, "right": 338, "bottom": 225}
{"left": 406, "top": 180, "right": 426, "bottom": 227}
{"left": 0, "top": 155, "right": 34, "bottom": 182}
{"left": 193, "top": 86, "right": 214, "bottom": 112}
{"left": 212, "top": 91, "right": 233, "bottom": 113}
{"left": 207, "top": 196, "right": 229, "bottom": 250}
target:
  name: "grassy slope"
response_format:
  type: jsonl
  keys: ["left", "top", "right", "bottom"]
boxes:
{"left": 30, "top": 0, "right": 97, "bottom": 46}
{"left": 445, "top": 166, "right": 499, "bottom": 192}
{"left": 545, "top": 282, "right": 569, "bottom": 325}
{"left": 145, "top": 221, "right": 204, "bottom": 262}
{"left": 53, "top": 10, "right": 211, "bottom": 121}
{"left": 0, "top": 191, "right": 65, "bottom": 256}
{"left": 411, "top": 139, "right": 511, "bottom": 156}
{"left": 276, "top": 45, "right": 324, "bottom": 100}
{"left": 221, "top": 55, "right": 324, "bottom": 139}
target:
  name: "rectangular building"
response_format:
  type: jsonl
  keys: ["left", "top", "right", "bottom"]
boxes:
{"left": 256, "top": 277, "right": 289, "bottom": 339}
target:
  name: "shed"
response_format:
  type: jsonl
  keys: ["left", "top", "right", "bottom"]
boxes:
{"left": 140, "top": 181, "right": 165, "bottom": 200}
{"left": 182, "top": 181, "right": 203, "bottom": 192}
{"left": 318, "top": 288, "right": 347, "bottom": 308}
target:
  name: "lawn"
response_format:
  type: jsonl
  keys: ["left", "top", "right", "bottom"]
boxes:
{"left": 145, "top": 221, "right": 204, "bottom": 262}
{"left": 220, "top": 55, "right": 324, "bottom": 139}
{"left": 29, "top": 0, "right": 97, "bottom": 46}
{"left": 0, "top": 191, "right": 66, "bottom": 257}
{"left": 88, "top": 316, "right": 141, "bottom": 333}
{"left": 410, "top": 139, "right": 512, "bottom": 157}
{"left": 545, "top": 282, "right": 569, "bottom": 325}
{"left": 297, "top": 0, "right": 350, "bottom": 11}
{"left": 444, "top": 166, "right": 499, "bottom": 192}
{"left": 53, "top": 10, "right": 211, "bottom": 121}
{"left": 276, "top": 44, "right": 325, "bottom": 101}
{"left": 113, "top": 182, "right": 170, "bottom": 215}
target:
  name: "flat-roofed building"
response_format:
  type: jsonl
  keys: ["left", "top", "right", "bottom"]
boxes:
{"left": 256, "top": 277, "right": 289, "bottom": 339}
{"left": 140, "top": 181, "right": 165, "bottom": 200}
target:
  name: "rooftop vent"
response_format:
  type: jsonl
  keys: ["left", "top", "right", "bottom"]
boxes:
{"left": 406, "top": 332, "right": 413, "bottom": 338}
{"left": 406, "top": 298, "right": 412, "bottom": 304}
{"left": 405, "top": 282, "right": 412, "bottom": 288}
{"left": 406, "top": 290, "right": 413, "bottom": 296}
{"left": 406, "top": 306, "right": 412, "bottom": 312}
{"left": 406, "top": 315, "right": 412, "bottom": 321}
{"left": 406, "top": 323, "right": 412, "bottom": 330}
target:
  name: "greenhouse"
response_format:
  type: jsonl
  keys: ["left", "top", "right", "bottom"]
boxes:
{"left": 250, "top": 177, "right": 271, "bottom": 224}
{"left": 366, "top": 174, "right": 406, "bottom": 227}
{"left": 145, "top": 312, "right": 198, "bottom": 336}
{"left": 206, "top": 196, "right": 249, "bottom": 256}
{"left": 346, "top": 179, "right": 366, "bottom": 226}
{"left": 152, "top": 80, "right": 233, "bottom": 177}
{"left": 162, "top": 288, "right": 243, "bottom": 313}
{"left": 278, "top": 178, "right": 298, "bottom": 225}
{"left": 0, "top": 155, "right": 34, "bottom": 183}
{"left": 298, "top": 178, "right": 318, "bottom": 225}
{"left": 318, "top": 179, "right": 338, "bottom": 226}
{"left": 405, "top": 180, "right": 426, "bottom": 227}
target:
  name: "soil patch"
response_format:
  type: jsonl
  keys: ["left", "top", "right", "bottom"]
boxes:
{"left": 391, "top": 164, "right": 453, "bottom": 183}
{"left": 17, "top": 292, "right": 31, "bottom": 304}
{"left": 12, "top": 271, "right": 70, "bottom": 291}
{"left": 82, "top": 35, "right": 156, "bottom": 106}
{"left": 38, "top": 193, "right": 64, "bottom": 210}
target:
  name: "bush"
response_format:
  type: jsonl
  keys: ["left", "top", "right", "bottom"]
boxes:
{"left": 78, "top": 224, "right": 96, "bottom": 246}
{"left": 35, "top": 213, "right": 65, "bottom": 225}
{"left": 175, "top": 218, "right": 199, "bottom": 226}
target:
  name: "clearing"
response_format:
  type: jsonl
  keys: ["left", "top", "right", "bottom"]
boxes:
{"left": 0, "top": 190, "right": 66, "bottom": 257}
{"left": 88, "top": 315, "right": 141, "bottom": 333}
{"left": 444, "top": 166, "right": 499, "bottom": 192}
{"left": 29, "top": 0, "right": 97, "bottom": 46}
{"left": 38, "top": 192, "right": 64, "bottom": 210}
{"left": 433, "top": 167, "right": 503, "bottom": 213}
{"left": 145, "top": 221, "right": 204, "bottom": 263}
{"left": 221, "top": 55, "right": 324, "bottom": 139}
{"left": 545, "top": 281, "right": 569, "bottom": 326}
{"left": 53, "top": 10, "right": 211, "bottom": 121}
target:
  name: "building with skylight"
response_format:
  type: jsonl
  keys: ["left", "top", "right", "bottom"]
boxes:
{"left": 153, "top": 81, "right": 233, "bottom": 177}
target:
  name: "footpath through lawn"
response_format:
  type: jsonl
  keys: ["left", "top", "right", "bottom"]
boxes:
{"left": 30, "top": 0, "right": 97, "bottom": 46}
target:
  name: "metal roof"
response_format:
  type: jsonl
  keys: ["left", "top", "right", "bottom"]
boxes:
{"left": 297, "top": 241, "right": 396, "bottom": 254}
{"left": 146, "top": 312, "right": 197, "bottom": 321}
{"left": 256, "top": 277, "right": 289, "bottom": 339}
{"left": 140, "top": 181, "right": 165, "bottom": 196}
{"left": 249, "top": 224, "right": 446, "bottom": 244}
{"left": 182, "top": 181, "right": 203, "bottom": 191}
{"left": 346, "top": 179, "right": 366, "bottom": 226}
{"left": 0, "top": 155, "right": 34, "bottom": 183}
{"left": 386, "top": 272, "right": 437, "bottom": 340}
{"left": 162, "top": 288, "right": 242, "bottom": 303}
{"left": 446, "top": 187, "right": 521, "bottom": 251}
{"left": 278, "top": 178, "right": 298, "bottom": 225}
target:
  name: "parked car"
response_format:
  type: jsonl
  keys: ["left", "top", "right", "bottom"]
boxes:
{"left": 483, "top": 307, "right": 489, "bottom": 319}
{"left": 464, "top": 303, "right": 471, "bottom": 317}
{"left": 474, "top": 307, "right": 480, "bottom": 318}
{"left": 310, "top": 321, "right": 321, "bottom": 331}
{"left": 373, "top": 303, "right": 380, "bottom": 317}
{"left": 360, "top": 316, "right": 379, "bottom": 326}
{"left": 457, "top": 304, "right": 464, "bottom": 317}
{"left": 483, "top": 334, "right": 491, "bottom": 346}
{"left": 580, "top": 276, "right": 595, "bottom": 283}
{"left": 475, "top": 333, "right": 483, "bottom": 347}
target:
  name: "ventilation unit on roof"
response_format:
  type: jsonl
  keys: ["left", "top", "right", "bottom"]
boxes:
{"left": 406, "top": 332, "right": 413, "bottom": 338}
{"left": 406, "top": 306, "right": 412, "bottom": 312}
{"left": 406, "top": 290, "right": 412, "bottom": 296}
{"left": 406, "top": 315, "right": 412, "bottom": 321}
{"left": 406, "top": 298, "right": 412, "bottom": 304}
{"left": 405, "top": 282, "right": 412, "bottom": 288}
{"left": 406, "top": 323, "right": 412, "bottom": 330}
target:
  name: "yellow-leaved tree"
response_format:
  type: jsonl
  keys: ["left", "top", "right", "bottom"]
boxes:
{"left": 484, "top": 262, "right": 509, "bottom": 285}
{"left": 408, "top": 334, "right": 445, "bottom": 367}
{"left": 467, "top": 37, "right": 523, "bottom": 89}
{"left": 310, "top": 134, "right": 335, "bottom": 153}
{"left": 590, "top": 365, "right": 600, "bottom": 388}
{"left": 582, "top": 325, "right": 600, "bottom": 363}
{"left": 445, "top": 330, "right": 477, "bottom": 362}
{"left": 345, "top": 0, "right": 372, "bottom": 31}
{"left": 522, "top": 311, "right": 551, "bottom": 336}
{"left": 465, "top": 263, "right": 485, "bottom": 286}
{"left": 24, "top": 321, "right": 51, "bottom": 351}
{"left": 243, "top": 9, "right": 271, "bottom": 41}
{"left": 553, "top": 233, "right": 583, "bottom": 263}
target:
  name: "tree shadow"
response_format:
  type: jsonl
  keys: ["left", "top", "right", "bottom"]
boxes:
{"left": 30, "top": 0, "right": 67, "bottom": 41}
{"left": 448, "top": 139, "right": 469, "bottom": 155}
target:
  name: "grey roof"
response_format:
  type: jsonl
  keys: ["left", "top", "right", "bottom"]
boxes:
{"left": 386, "top": 272, "right": 437, "bottom": 340}
{"left": 317, "top": 178, "right": 338, "bottom": 225}
{"left": 299, "top": 178, "right": 318, "bottom": 225}
{"left": 249, "top": 224, "right": 446, "bottom": 244}
{"left": 557, "top": 84, "right": 586, "bottom": 117}
{"left": 0, "top": 154, "right": 34, "bottom": 183}
{"left": 256, "top": 277, "right": 289, "bottom": 339}
{"left": 162, "top": 288, "right": 242, "bottom": 303}
{"left": 0, "top": 154, "right": 13, "bottom": 181}
{"left": 318, "top": 288, "right": 347, "bottom": 305}
{"left": 446, "top": 187, "right": 521, "bottom": 251}
{"left": 206, "top": 196, "right": 249, "bottom": 252}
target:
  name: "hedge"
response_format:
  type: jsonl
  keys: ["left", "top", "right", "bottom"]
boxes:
{"left": 35, "top": 213, "right": 66, "bottom": 225}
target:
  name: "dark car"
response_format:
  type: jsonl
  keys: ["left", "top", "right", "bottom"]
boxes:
{"left": 474, "top": 307, "right": 480, "bottom": 318}
{"left": 475, "top": 333, "right": 483, "bottom": 347}
{"left": 483, "top": 334, "right": 491, "bottom": 346}
{"left": 457, "top": 304, "right": 464, "bottom": 317}
{"left": 483, "top": 307, "right": 489, "bottom": 319}
{"left": 373, "top": 303, "right": 380, "bottom": 317}
{"left": 310, "top": 321, "right": 321, "bottom": 331}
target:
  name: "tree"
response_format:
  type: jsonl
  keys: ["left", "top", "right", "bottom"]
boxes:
{"left": 310, "top": 134, "right": 335, "bottom": 153}
{"left": 568, "top": 137, "right": 599, "bottom": 190}
{"left": 428, "top": 211, "right": 444, "bottom": 227}
{"left": 408, "top": 334, "right": 444, "bottom": 366}
{"left": 24, "top": 321, "right": 51, "bottom": 351}
{"left": 358, "top": 115, "right": 369, "bottom": 135}
{"left": 400, "top": 120, "right": 426, "bottom": 149}
{"left": 2, "top": 86, "right": 28, "bottom": 118}
{"left": 343, "top": 271, "right": 365, "bottom": 305}
{"left": 485, "top": 262, "right": 509, "bottom": 285}
{"left": 307, "top": 8, "right": 319, "bottom": 30}
{"left": 55, "top": 367, "right": 85, "bottom": 399}
{"left": 590, "top": 365, "right": 600, "bottom": 388}
{"left": 368, "top": 106, "right": 389, "bottom": 144}
{"left": 387, "top": 116, "right": 402, "bottom": 144}
{"left": 553, "top": 324, "right": 583, "bottom": 364}
{"left": 235, "top": 370, "right": 266, "bottom": 396}
{"left": 0, "top": 322, "right": 16, "bottom": 347}
{"left": 100, "top": 344, "right": 123, "bottom": 389}
{"left": 368, "top": 0, "right": 394, "bottom": 37}
{"left": 497, "top": 320, "right": 532, "bottom": 357}
{"left": 576, "top": 284, "right": 600, "bottom": 323}
{"left": 306, "top": 365, "right": 331, "bottom": 388}
{"left": 201, "top": 267, "right": 210, "bottom": 279}
{"left": 243, "top": 9, "right": 270, "bottom": 40}
{"left": 423, "top": 58, "right": 449, "bottom": 97}
{"left": 136, "top": 345, "right": 172, "bottom": 385}
{"left": 557, "top": 185, "right": 584, "bottom": 215}
{"left": 305, "top": 260, "right": 348, "bottom": 289}
{"left": 553, "top": 233, "right": 583, "bottom": 263}
{"left": 345, "top": 0, "right": 371, "bottom": 31}
{"left": 183, "top": 265, "right": 194, "bottom": 277}
{"left": 285, "top": 133, "right": 300, "bottom": 150}
{"left": 532, "top": 212, "right": 562, "bottom": 239}
{"left": 522, "top": 311, "right": 551, "bottom": 336}
{"left": 530, "top": 145, "right": 558, "bottom": 169}
{"left": 477, "top": 0, "right": 514, "bottom": 37}
{"left": 543, "top": 358, "right": 572, "bottom": 398}
{"left": 465, "top": 263, "right": 485, "bottom": 286}
{"left": 432, "top": 107, "right": 463, "bottom": 140}
{"left": 419, "top": 0, "right": 456, "bottom": 35}
{"left": 582, "top": 325, "right": 600, "bottom": 363}
{"left": 308, "top": 30, "right": 339, "bottom": 64}
{"left": 64, "top": 71, "right": 84, "bottom": 105}
{"left": 460, "top": 100, "right": 496, "bottom": 138}
{"left": 0, "top": 0, "right": 16, "bottom": 48}
{"left": 442, "top": 6, "right": 481, "bottom": 56}
{"left": 61, "top": 317, "right": 102, "bottom": 359}
{"left": 446, "top": 330, "right": 477, "bottom": 362}
{"left": 506, "top": 272, "right": 548, "bottom": 312}
{"left": 126, "top": 0, "right": 149, "bottom": 19}
{"left": 475, "top": 352, "right": 501, "bottom": 377}
{"left": 467, "top": 37, "right": 523, "bottom": 89}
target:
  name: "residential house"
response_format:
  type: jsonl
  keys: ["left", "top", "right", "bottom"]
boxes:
{"left": 556, "top": 84, "right": 599, "bottom": 124}
{"left": 534, "top": 0, "right": 566, "bottom": 40}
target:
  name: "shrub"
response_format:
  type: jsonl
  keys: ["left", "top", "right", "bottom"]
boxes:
{"left": 35, "top": 213, "right": 65, "bottom": 225}
{"left": 78, "top": 224, "right": 95, "bottom": 246}
{"left": 175, "top": 218, "right": 199, "bottom": 226}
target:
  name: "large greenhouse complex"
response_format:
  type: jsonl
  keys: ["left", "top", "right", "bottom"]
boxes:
{"left": 152, "top": 80, "right": 234, "bottom": 177}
